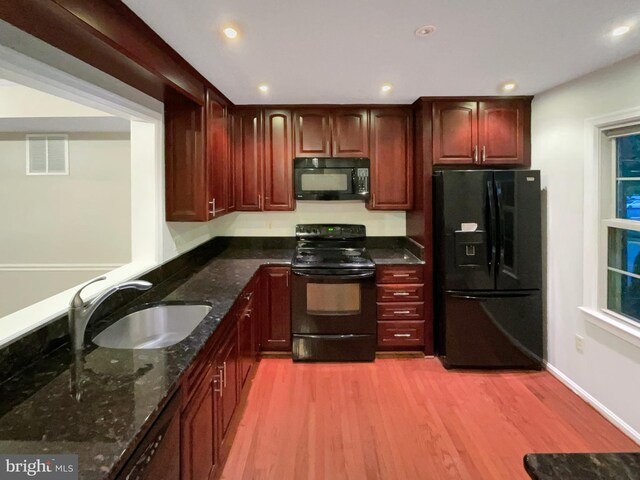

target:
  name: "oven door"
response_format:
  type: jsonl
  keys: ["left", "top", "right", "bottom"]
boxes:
{"left": 294, "top": 168, "right": 356, "bottom": 200}
{"left": 291, "top": 269, "right": 376, "bottom": 334}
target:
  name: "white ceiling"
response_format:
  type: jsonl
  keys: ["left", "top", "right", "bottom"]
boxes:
{"left": 122, "top": 0, "right": 640, "bottom": 104}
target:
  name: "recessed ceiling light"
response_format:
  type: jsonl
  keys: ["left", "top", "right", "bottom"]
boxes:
{"left": 258, "top": 84, "right": 269, "bottom": 93}
{"left": 415, "top": 25, "right": 436, "bottom": 37}
{"left": 381, "top": 83, "right": 393, "bottom": 93}
{"left": 612, "top": 25, "right": 631, "bottom": 37}
{"left": 502, "top": 81, "right": 517, "bottom": 92}
{"left": 223, "top": 27, "right": 238, "bottom": 39}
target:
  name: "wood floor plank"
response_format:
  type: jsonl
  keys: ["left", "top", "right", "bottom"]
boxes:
{"left": 221, "top": 359, "right": 639, "bottom": 480}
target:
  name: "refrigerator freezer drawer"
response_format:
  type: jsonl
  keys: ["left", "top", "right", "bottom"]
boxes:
{"left": 441, "top": 291, "right": 542, "bottom": 369}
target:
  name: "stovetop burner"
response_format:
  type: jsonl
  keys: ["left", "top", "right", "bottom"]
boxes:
{"left": 291, "top": 225, "right": 375, "bottom": 270}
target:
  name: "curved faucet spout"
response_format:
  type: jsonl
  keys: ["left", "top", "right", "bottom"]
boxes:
{"left": 69, "top": 278, "right": 152, "bottom": 352}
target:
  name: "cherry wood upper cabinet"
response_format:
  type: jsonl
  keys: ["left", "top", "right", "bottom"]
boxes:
{"left": 369, "top": 108, "right": 413, "bottom": 210}
{"left": 263, "top": 109, "right": 295, "bottom": 210}
{"left": 206, "top": 88, "right": 229, "bottom": 218}
{"left": 165, "top": 91, "right": 206, "bottom": 221}
{"left": 260, "top": 267, "right": 291, "bottom": 352}
{"left": 432, "top": 101, "right": 478, "bottom": 166}
{"left": 293, "top": 109, "right": 332, "bottom": 157}
{"left": 432, "top": 98, "right": 531, "bottom": 167}
{"left": 332, "top": 109, "right": 369, "bottom": 157}
{"left": 478, "top": 100, "right": 530, "bottom": 166}
{"left": 232, "top": 108, "right": 263, "bottom": 211}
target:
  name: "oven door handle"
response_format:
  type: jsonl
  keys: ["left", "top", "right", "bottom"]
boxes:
{"left": 293, "top": 271, "right": 375, "bottom": 280}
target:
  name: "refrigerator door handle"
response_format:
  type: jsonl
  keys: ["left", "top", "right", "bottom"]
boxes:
{"left": 486, "top": 179, "right": 498, "bottom": 276}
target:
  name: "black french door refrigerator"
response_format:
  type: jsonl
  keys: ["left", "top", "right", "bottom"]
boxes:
{"left": 434, "top": 170, "right": 543, "bottom": 369}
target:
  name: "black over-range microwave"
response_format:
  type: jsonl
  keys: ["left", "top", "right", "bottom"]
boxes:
{"left": 293, "top": 157, "right": 370, "bottom": 201}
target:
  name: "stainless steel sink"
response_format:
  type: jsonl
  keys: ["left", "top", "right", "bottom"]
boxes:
{"left": 92, "top": 304, "right": 212, "bottom": 349}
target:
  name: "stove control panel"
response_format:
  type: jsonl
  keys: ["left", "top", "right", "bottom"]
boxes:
{"left": 295, "top": 224, "right": 366, "bottom": 240}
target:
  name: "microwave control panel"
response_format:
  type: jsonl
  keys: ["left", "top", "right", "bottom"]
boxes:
{"left": 355, "top": 168, "right": 369, "bottom": 194}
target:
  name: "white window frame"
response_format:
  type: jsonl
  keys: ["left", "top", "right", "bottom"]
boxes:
{"left": 581, "top": 106, "right": 640, "bottom": 347}
{"left": 25, "top": 133, "right": 69, "bottom": 175}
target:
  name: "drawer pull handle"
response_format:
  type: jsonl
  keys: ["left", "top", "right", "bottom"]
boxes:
{"left": 394, "top": 310, "right": 411, "bottom": 314}
{"left": 393, "top": 274, "right": 410, "bottom": 277}
{"left": 393, "top": 292, "right": 410, "bottom": 296}
{"left": 394, "top": 333, "right": 412, "bottom": 337}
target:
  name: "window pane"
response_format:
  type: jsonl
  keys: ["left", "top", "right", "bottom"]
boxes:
{"left": 616, "top": 180, "right": 640, "bottom": 220}
{"left": 607, "top": 270, "right": 640, "bottom": 325}
{"left": 608, "top": 228, "right": 640, "bottom": 275}
{"left": 617, "top": 133, "right": 640, "bottom": 177}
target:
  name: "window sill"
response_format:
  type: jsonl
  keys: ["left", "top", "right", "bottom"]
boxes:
{"left": 579, "top": 306, "right": 640, "bottom": 348}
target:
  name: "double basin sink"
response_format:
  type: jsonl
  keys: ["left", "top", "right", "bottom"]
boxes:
{"left": 93, "top": 304, "right": 212, "bottom": 350}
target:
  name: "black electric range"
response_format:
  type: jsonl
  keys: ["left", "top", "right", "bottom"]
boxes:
{"left": 291, "top": 224, "right": 376, "bottom": 362}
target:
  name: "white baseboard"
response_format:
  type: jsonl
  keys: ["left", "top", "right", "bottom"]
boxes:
{"left": 545, "top": 361, "right": 640, "bottom": 445}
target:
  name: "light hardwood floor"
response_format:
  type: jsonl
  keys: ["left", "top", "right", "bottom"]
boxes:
{"left": 221, "top": 358, "right": 638, "bottom": 479}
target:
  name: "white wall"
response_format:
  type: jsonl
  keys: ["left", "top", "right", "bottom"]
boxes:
{"left": 0, "top": 132, "right": 131, "bottom": 316}
{"left": 532, "top": 53, "right": 640, "bottom": 441}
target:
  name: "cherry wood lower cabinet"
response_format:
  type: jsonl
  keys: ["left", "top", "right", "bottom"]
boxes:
{"left": 260, "top": 267, "right": 292, "bottom": 352}
{"left": 376, "top": 265, "right": 426, "bottom": 351}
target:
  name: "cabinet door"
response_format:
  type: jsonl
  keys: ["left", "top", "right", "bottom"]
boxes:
{"left": 432, "top": 101, "right": 478, "bottom": 166}
{"left": 264, "top": 109, "right": 295, "bottom": 210}
{"left": 165, "top": 91, "right": 206, "bottom": 221}
{"left": 369, "top": 108, "right": 413, "bottom": 210}
{"left": 478, "top": 100, "right": 530, "bottom": 166}
{"left": 206, "top": 88, "right": 228, "bottom": 218}
{"left": 261, "top": 267, "right": 291, "bottom": 351}
{"left": 217, "top": 327, "right": 238, "bottom": 438}
{"left": 181, "top": 366, "right": 215, "bottom": 480}
{"left": 332, "top": 108, "right": 369, "bottom": 157}
{"left": 293, "top": 109, "right": 331, "bottom": 157}
{"left": 237, "top": 301, "right": 254, "bottom": 387}
{"left": 232, "top": 109, "right": 263, "bottom": 210}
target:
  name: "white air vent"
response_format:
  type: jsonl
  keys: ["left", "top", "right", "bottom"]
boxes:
{"left": 26, "top": 134, "right": 69, "bottom": 175}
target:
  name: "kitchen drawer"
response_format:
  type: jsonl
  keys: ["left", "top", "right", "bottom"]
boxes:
{"left": 377, "top": 321, "right": 425, "bottom": 347}
{"left": 377, "top": 265, "right": 423, "bottom": 284}
{"left": 377, "top": 302, "right": 424, "bottom": 320}
{"left": 377, "top": 284, "right": 424, "bottom": 302}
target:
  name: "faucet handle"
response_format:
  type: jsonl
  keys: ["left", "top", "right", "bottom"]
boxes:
{"left": 70, "top": 276, "right": 107, "bottom": 308}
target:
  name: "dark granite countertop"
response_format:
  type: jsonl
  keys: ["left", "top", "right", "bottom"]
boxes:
{"left": 0, "top": 243, "right": 419, "bottom": 480}
{"left": 524, "top": 453, "right": 640, "bottom": 480}
{"left": 0, "top": 247, "right": 292, "bottom": 480}
{"left": 369, "top": 248, "right": 424, "bottom": 264}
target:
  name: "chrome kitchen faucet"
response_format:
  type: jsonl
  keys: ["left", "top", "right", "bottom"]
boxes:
{"left": 69, "top": 276, "right": 152, "bottom": 352}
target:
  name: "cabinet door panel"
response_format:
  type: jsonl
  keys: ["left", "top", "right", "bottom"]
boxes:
{"left": 479, "top": 100, "right": 529, "bottom": 166}
{"left": 332, "top": 109, "right": 369, "bottom": 157}
{"left": 261, "top": 267, "right": 291, "bottom": 351}
{"left": 369, "top": 108, "right": 413, "bottom": 210}
{"left": 293, "top": 109, "right": 331, "bottom": 157}
{"left": 206, "top": 88, "right": 228, "bottom": 218}
{"left": 432, "top": 101, "right": 478, "bottom": 165}
{"left": 165, "top": 91, "right": 206, "bottom": 221}
{"left": 264, "top": 109, "right": 295, "bottom": 210}
{"left": 232, "top": 109, "right": 263, "bottom": 210}
{"left": 181, "top": 367, "right": 214, "bottom": 480}
{"left": 217, "top": 328, "right": 238, "bottom": 438}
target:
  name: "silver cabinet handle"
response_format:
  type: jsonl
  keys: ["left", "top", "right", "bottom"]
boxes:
{"left": 394, "top": 310, "right": 411, "bottom": 314}
{"left": 393, "top": 292, "right": 410, "bottom": 296}
{"left": 209, "top": 198, "right": 215, "bottom": 217}
{"left": 217, "top": 365, "right": 224, "bottom": 396}
{"left": 214, "top": 373, "right": 222, "bottom": 395}
{"left": 223, "top": 361, "right": 227, "bottom": 387}
{"left": 394, "top": 333, "right": 411, "bottom": 338}
{"left": 473, "top": 145, "right": 478, "bottom": 164}
{"left": 258, "top": 194, "right": 262, "bottom": 210}
{"left": 393, "top": 274, "right": 410, "bottom": 277}
{"left": 481, "top": 145, "right": 486, "bottom": 163}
